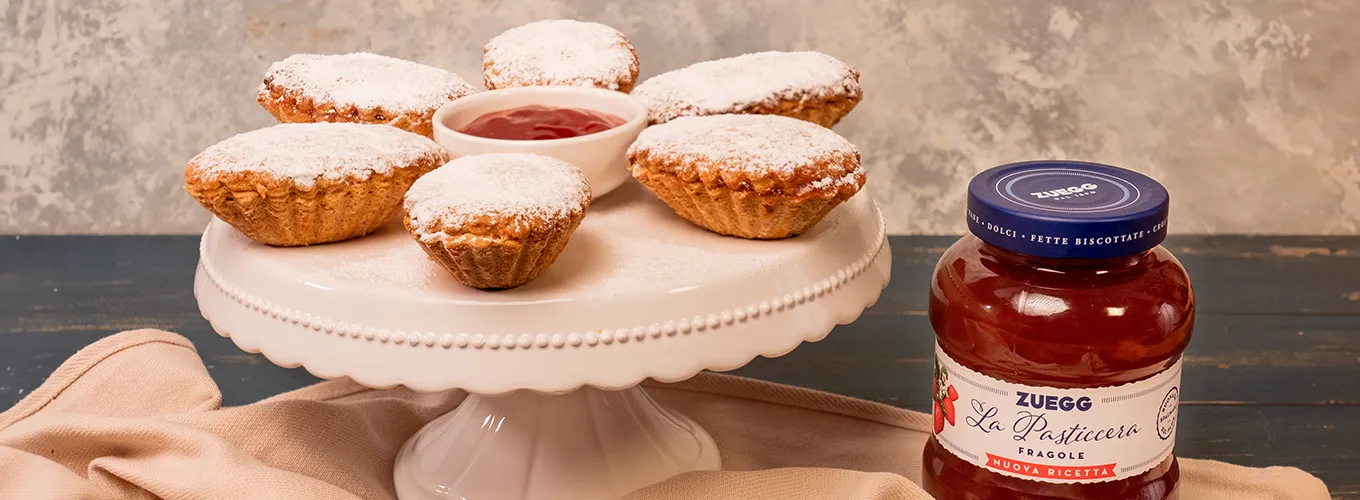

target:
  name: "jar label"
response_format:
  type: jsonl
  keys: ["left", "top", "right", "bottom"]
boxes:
{"left": 931, "top": 343, "right": 1181, "bottom": 483}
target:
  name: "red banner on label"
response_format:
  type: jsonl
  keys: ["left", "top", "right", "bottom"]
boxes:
{"left": 985, "top": 454, "right": 1117, "bottom": 480}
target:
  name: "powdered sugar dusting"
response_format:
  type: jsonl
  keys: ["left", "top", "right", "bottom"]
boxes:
{"left": 327, "top": 243, "right": 442, "bottom": 288}
{"left": 189, "top": 123, "right": 444, "bottom": 187}
{"left": 799, "top": 171, "right": 864, "bottom": 195}
{"left": 484, "top": 20, "right": 637, "bottom": 90}
{"left": 404, "top": 153, "right": 590, "bottom": 238}
{"left": 262, "top": 52, "right": 475, "bottom": 112}
{"left": 629, "top": 114, "right": 860, "bottom": 178}
{"left": 631, "top": 51, "right": 860, "bottom": 123}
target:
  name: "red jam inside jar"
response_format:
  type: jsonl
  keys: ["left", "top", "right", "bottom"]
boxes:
{"left": 923, "top": 161, "right": 1194, "bottom": 500}
{"left": 459, "top": 105, "right": 627, "bottom": 141}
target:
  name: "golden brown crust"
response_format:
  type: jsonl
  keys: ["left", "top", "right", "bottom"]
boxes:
{"left": 627, "top": 113, "right": 864, "bottom": 239}
{"left": 726, "top": 86, "right": 863, "bottom": 128}
{"left": 630, "top": 165, "right": 858, "bottom": 240}
{"left": 185, "top": 153, "right": 444, "bottom": 247}
{"left": 410, "top": 199, "right": 589, "bottom": 241}
{"left": 628, "top": 146, "right": 863, "bottom": 198}
{"left": 626, "top": 114, "right": 865, "bottom": 200}
{"left": 632, "top": 51, "right": 863, "bottom": 127}
{"left": 481, "top": 44, "right": 640, "bottom": 93}
{"left": 399, "top": 153, "right": 590, "bottom": 289}
{"left": 256, "top": 81, "right": 440, "bottom": 138}
{"left": 643, "top": 85, "right": 862, "bottom": 128}
{"left": 403, "top": 208, "right": 586, "bottom": 290}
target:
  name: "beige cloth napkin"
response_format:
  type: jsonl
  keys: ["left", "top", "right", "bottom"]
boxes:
{"left": 0, "top": 330, "right": 1330, "bottom": 499}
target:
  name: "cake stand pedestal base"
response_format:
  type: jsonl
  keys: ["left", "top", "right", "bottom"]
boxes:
{"left": 393, "top": 386, "right": 720, "bottom": 500}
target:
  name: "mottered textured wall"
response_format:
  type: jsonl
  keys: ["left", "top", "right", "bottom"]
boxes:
{"left": 2, "top": 0, "right": 1358, "bottom": 234}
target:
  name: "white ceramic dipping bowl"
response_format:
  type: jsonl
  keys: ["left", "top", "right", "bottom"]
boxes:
{"left": 431, "top": 86, "right": 649, "bottom": 199}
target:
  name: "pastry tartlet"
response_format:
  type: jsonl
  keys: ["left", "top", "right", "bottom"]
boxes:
{"left": 257, "top": 52, "right": 476, "bottom": 138}
{"left": 483, "top": 20, "right": 640, "bottom": 93}
{"left": 185, "top": 123, "right": 447, "bottom": 247}
{"left": 403, "top": 153, "right": 592, "bottom": 290}
{"left": 630, "top": 51, "right": 862, "bottom": 127}
{"left": 627, "top": 114, "right": 865, "bottom": 239}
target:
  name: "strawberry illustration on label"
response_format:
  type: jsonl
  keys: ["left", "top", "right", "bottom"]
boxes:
{"left": 942, "top": 385, "right": 958, "bottom": 425}
{"left": 932, "top": 356, "right": 960, "bottom": 433}
{"left": 934, "top": 400, "right": 946, "bottom": 433}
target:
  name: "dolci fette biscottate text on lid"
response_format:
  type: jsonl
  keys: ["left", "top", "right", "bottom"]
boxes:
{"left": 965, "top": 160, "right": 1170, "bottom": 259}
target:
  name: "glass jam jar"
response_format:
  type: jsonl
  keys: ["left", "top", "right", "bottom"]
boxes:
{"left": 922, "top": 161, "right": 1194, "bottom": 500}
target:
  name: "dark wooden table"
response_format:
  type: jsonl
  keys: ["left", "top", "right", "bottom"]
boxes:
{"left": 1, "top": 235, "right": 1356, "bottom": 497}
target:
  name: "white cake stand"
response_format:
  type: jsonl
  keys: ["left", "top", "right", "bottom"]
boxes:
{"left": 193, "top": 182, "right": 891, "bottom": 500}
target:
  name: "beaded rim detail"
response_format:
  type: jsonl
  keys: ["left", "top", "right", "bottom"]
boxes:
{"left": 199, "top": 216, "right": 886, "bottom": 351}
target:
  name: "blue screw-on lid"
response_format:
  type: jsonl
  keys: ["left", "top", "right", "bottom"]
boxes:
{"left": 966, "top": 160, "right": 1170, "bottom": 259}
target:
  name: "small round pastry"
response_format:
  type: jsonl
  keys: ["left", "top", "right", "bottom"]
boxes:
{"left": 403, "top": 153, "right": 592, "bottom": 290}
{"left": 257, "top": 52, "right": 476, "bottom": 138}
{"left": 630, "top": 51, "right": 862, "bottom": 127}
{"left": 627, "top": 114, "right": 864, "bottom": 239}
{"left": 483, "top": 19, "right": 639, "bottom": 93}
{"left": 185, "top": 123, "right": 447, "bottom": 247}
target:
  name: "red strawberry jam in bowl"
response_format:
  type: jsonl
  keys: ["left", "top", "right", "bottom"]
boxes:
{"left": 459, "top": 105, "right": 627, "bottom": 141}
{"left": 923, "top": 161, "right": 1194, "bottom": 500}
{"left": 432, "top": 86, "right": 648, "bottom": 199}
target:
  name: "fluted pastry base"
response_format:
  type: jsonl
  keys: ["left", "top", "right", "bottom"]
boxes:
{"left": 393, "top": 386, "right": 719, "bottom": 500}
